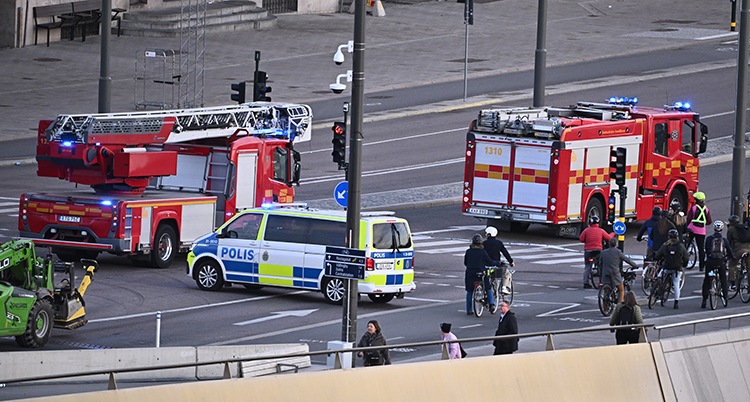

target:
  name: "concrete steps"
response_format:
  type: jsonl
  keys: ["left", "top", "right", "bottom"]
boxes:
{"left": 121, "top": 0, "right": 277, "bottom": 37}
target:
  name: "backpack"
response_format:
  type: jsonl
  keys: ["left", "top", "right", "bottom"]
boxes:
{"left": 617, "top": 305, "right": 635, "bottom": 326}
{"left": 708, "top": 236, "right": 726, "bottom": 261}
{"left": 736, "top": 224, "right": 750, "bottom": 243}
{"left": 663, "top": 243, "right": 681, "bottom": 270}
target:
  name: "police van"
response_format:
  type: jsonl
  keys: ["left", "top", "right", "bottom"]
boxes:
{"left": 186, "top": 204, "right": 415, "bottom": 304}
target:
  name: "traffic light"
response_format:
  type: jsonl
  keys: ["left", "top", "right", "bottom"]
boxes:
{"left": 331, "top": 121, "right": 346, "bottom": 164}
{"left": 607, "top": 193, "right": 616, "bottom": 224}
{"left": 609, "top": 147, "right": 627, "bottom": 186}
{"left": 253, "top": 70, "right": 272, "bottom": 102}
{"left": 230, "top": 81, "right": 246, "bottom": 104}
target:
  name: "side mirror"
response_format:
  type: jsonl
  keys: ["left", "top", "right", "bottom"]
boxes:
{"left": 697, "top": 122, "right": 708, "bottom": 155}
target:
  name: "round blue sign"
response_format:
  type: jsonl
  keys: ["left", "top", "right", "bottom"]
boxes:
{"left": 613, "top": 221, "right": 626, "bottom": 235}
{"left": 333, "top": 181, "right": 348, "bottom": 208}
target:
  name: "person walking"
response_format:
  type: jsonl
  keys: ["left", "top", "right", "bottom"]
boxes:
{"left": 600, "top": 237, "right": 639, "bottom": 303}
{"left": 686, "top": 192, "right": 712, "bottom": 271}
{"left": 492, "top": 302, "right": 518, "bottom": 355}
{"left": 464, "top": 234, "right": 501, "bottom": 315}
{"left": 439, "top": 323, "right": 461, "bottom": 360}
{"left": 654, "top": 229, "right": 689, "bottom": 309}
{"left": 609, "top": 291, "right": 644, "bottom": 345}
{"left": 726, "top": 215, "right": 750, "bottom": 290}
{"left": 637, "top": 207, "right": 666, "bottom": 260}
{"left": 579, "top": 216, "right": 615, "bottom": 288}
{"left": 356, "top": 320, "right": 391, "bottom": 366}
{"left": 701, "top": 221, "right": 734, "bottom": 308}
{"left": 483, "top": 226, "right": 515, "bottom": 294}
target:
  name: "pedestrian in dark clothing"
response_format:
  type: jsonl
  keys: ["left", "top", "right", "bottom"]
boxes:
{"left": 492, "top": 302, "right": 518, "bottom": 355}
{"left": 609, "top": 291, "right": 644, "bottom": 345}
{"left": 701, "top": 221, "right": 734, "bottom": 308}
{"left": 357, "top": 320, "right": 391, "bottom": 366}
{"left": 637, "top": 207, "right": 668, "bottom": 260}
{"left": 464, "top": 234, "right": 501, "bottom": 315}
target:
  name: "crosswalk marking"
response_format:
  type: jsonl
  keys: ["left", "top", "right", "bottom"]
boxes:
{"left": 513, "top": 252, "right": 576, "bottom": 260}
{"left": 420, "top": 246, "right": 468, "bottom": 254}
{"left": 0, "top": 202, "right": 17, "bottom": 207}
{"left": 413, "top": 240, "right": 466, "bottom": 248}
{"left": 0, "top": 208, "right": 18, "bottom": 213}
{"left": 534, "top": 257, "right": 585, "bottom": 265}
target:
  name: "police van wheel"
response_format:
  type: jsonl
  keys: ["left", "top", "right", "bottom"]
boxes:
{"left": 195, "top": 260, "right": 224, "bottom": 291}
{"left": 368, "top": 293, "right": 395, "bottom": 304}
{"left": 322, "top": 277, "right": 345, "bottom": 304}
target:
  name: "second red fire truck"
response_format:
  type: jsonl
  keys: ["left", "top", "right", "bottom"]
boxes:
{"left": 19, "top": 103, "right": 313, "bottom": 267}
{"left": 462, "top": 99, "right": 708, "bottom": 236}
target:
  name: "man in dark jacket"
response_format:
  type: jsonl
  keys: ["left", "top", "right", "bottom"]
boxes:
{"left": 465, "top": 234, "right": 501, "bottom": 315}
{"left": 654, "top": 229, "right": 689, "bottom": 309}
{"left": 637, "top": 207, "right": 665, "bottom": 260}
{"left": 492, "top": 302, "right": 518, "bottom": 355}
{"left": 483, "top": 226, "right": 515, "bottom": 294}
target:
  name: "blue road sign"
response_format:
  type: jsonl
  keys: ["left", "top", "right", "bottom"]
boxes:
{"left": 334, "top": 181, "right": 348, "bottom": 208}
{"left": 613, "top": 221, "right": 627, "bottom": 235}
{"left": 325, "top": 246, "right": 365, "bottom": 279}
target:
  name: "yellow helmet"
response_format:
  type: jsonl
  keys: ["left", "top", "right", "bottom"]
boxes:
{"left": 693, "top": 192, "right": 705, "bottom": 201}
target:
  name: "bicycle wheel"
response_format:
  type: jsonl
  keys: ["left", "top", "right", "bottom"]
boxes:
{"left": 489, "top": 280, "right": 500, "bottom": 314}
{"left": 473, "top": 284, "right": 484, "bottom": 317}
{"left": 598, "top": 284, "right": 613, "bottom": 316}
{"left": 708, "top": 276, "right": 719, "bottom": 310}
{"left": 501, "top": 278, "right": 514, "bottom": 307}
{"left": 686, "top": 240, "right": 697, "bottom": 270}
{"left": 678, "top": 271, "right": 685, "bottom": 290}
{"left": 727, "top": 262, "right": 741, "bottom": 300}
{"left": 661, "top": 275, "right": 673, "bottom": 307}
{"left": 641, "top": 264, "right": 655, "bottom": 296}
{"left": 648, "top": 278, "right": 662, "bottom": 309}
{"left": 739, "top": 270, "right": 750, "bottom": 303}
{"left": 589, "top": 263, "right": 601, "bottom": 288}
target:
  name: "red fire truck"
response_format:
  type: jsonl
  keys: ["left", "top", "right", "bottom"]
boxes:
{"left": 462, "top": 99, "right": 708, "bottom": 237}
{"left": 19, "top": 103, "right": 313, "bottom": 267}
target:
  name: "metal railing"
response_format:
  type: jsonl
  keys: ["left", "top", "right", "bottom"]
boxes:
{"left": 653, "top": 311, "right": 750, "bottom": 340}
{"left": 1, "top": 323, "right": 652, "bottom": 388}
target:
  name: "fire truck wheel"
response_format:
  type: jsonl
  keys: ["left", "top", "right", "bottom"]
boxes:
{"left": 16, "top": 299, "right": 53, "bottom": 348}
{"left": 669, "top": 190, "right": 686, "bottom": 213}
{"left": 195, "top": 259, "right": 224, "bottom": 291}
{"left": 509, "top": 222, "right": 530, "bottom": 233}
{"left": 584, "top": 198, "right": 604, "bottom": 228}
{"left": 151, "top": 225, "right": 177, "bottom": 269}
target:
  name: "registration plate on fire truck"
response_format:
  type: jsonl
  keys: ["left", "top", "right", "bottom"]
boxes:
{"left": 468, "top": 207, "right": 489, "bottom": 215}
{"left": 58, "top": 215, "right": 81, "bottom": 223}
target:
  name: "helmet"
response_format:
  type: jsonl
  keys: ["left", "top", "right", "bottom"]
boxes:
{"left": 652, "top": 206, "right": 662, "bottom": 216}
{"left": 729, "top": 215, "right": 740, "bottom": 225}
{"left": 589, "top": 216, "right": 600, "bottom": 224}
{"left": 669, "top": 201, "right": 681, "bottom": 212}
{"left": 661, "top": 209, "right": 670, "bottom": 218}
{"left": 714, "top": 220, "right": 725, "bottom": 232}
{"left": 668, "top": 229, "right": 679, "bottom": 239}
{"left": 485, "top": 226, "right": 498, "bottom": 237}
{"left": 694, "top": 192, "right": 705, "bottom": 201}
{"left": 471, "top": 234, "right": 483, "bottom": 245}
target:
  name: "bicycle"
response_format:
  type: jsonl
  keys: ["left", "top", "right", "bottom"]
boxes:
{"left": 472, "top": 267, "right": 500, "bottom": 317}
{"left": 648, "top": 264, "right": 684, "bottom": 309}
{"left": 706, "top": 265, "right": 728, "bottom": 310}
{"left": 489, "top": 264, "right": 514, "bottom": 307}
{"left": 598, "top": 267, "right": 637, "bottom": 316}
{"left": 738, "top": 252, "right": 750, "bottom": 303}
{"left": 587, "top": 250, "right": 602, "bottom": 288}
{"left": 642, "top": 258, "right": 685, "bottom": 297}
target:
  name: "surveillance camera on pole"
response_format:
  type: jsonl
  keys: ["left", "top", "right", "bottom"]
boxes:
{"left": 330, "top": 71, "right": 352, "bottom": 94}
{"left": 333, "top": 41, "right": 354, "bottom": 66}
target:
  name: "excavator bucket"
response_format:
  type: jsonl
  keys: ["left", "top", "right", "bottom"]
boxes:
{"left": 52, "top": 259, "right": 98, "bottom": 330}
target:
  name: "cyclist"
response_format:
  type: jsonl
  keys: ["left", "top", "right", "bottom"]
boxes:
{"left": 579, "top": 216, "right": 615, "bottom": 289}
{"left": 668, "top": 201, "right": 688, "bottom": 239}
{"left": 600, "top": 237, "right": 639, "bottom": 303}
{"left": 654, "top": 229, "right": 689, "bottom": 309}
{"left": 686, "top": 192, "right": 712, "bottom": 272}
{"left": 701, "top": 221, "right": 733, "bottom": 308}
{"left": 464, "top": 234, "right": 501, "bottom": 315}
{"left": 637, "top": 207, "right": 667, "bottom": 261}
{"left": 726, "top": 215, "right": 750, "bottom": 290}
{"left": 483, "top": 226, "right": 515, "bottom": 294}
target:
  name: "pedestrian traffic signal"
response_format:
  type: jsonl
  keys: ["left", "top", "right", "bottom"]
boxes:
{"left": 607, "top": 194, "right": 616, "bottom": 224}
{"left": 331, "top": 121, "right": 346, "bottom": 164}
{"left": 253, "top": 70, "right": 272, "bottom": 102}
{"left": 230, "top": 81, "right": 246, "bottom": 104}
{"left": 609, "top": 147, "right": 627, "bottom": 186}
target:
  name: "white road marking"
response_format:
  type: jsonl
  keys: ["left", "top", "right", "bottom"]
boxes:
{"left": 534, "top": 257, "right": 585, "bottom": 265}
{"left": 233, "top": 309, "right": 318, "bottom": 326}
{"left": 421, "top": 246, "right": 469, "bottom": 254}
{"left": 413, "top": 240, "right": 467, "bottom": 248}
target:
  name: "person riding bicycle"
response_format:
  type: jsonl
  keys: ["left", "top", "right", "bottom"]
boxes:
{"left": 686, "top": 192, "right": 712, "bottom": 272}
{"left": 464, "top": 234, "right": 501, "bottom": 315}
{"left": 726, "top": 215, "right": 750, "bottom": 290}
{"left": 600, "top": 237, "right": 639, "bottom": 303}
{"left": 579, "top": 216, "right": 615, "bottom": 289}
{"left": 483, "top": 226, "right": 515, "bottom": 295}
{"left": 637, "top": 207, "right": 670, "bottom": 261}
{"left": 654, "top": 229, "right": 689, "bottom": 309}
{"left": 701, "top": 220, "right": 734, "bottom": 308}
{"left": 668, "top": 201, "right": 688, "bottom": 239}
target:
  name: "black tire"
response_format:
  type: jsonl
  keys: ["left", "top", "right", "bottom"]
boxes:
{"left": 661, "top": 277, "right": 672, "bottom": 307}
{"left": 728, "top": 264, "right": 741, "bottom": 300}
{"left": 648, "top": 278, "right": 662, "bottom": 309}
{"left": 598, "top": 284, "right": 614, "bottom": 317}
{"left": 368, "top": 293, "right": 395, "bottom": 304}
{"left": 709, "top": 276, "right": 719, "bottom": 310}
{"left": 16, "top": 299, "right": 53, "bottom": 348}
{"left": 195, "top": 259, "right": 224, "bottom": 291}
{"left": 669, "top": 190, "right": 687, "bottom": 220}
{"left": 641, "top": 263, "right": 655, "bottom": 297}
{"left": 242, "top": 283, "right": 264, "bottom": 291}
{"left": 739, "top": 271, "right": 750, "bottom": 303}
{"left": 150, "top": 225, "right": 177, "bottom": 268}
{"left": 589, "top": 260, "right": 601, "bottom": 289}
{"left": 686, "top": 240, "right": 697, "bottom": 270}
{"left": 322, "top": 277, "right": 345, "bottom": 304}
{"left": 472, "top": 284, "right": 484, "bottom": 317}
{"left": 584, "top": 197, "right": 604, "bottom": 229}
{"left": 502, "top": 280, "right": 514, "bottom": 307}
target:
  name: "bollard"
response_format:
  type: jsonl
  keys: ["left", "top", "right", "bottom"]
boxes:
{"left": 156, "top": 311, "right": 162, "bottom": 348}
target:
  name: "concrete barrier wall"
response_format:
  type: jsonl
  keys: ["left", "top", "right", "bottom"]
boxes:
{"left": 9, "top": 343, "right": 669, "bottom": 402}
{"left": 660, "top": 327, "right": 750, "bottom": 402}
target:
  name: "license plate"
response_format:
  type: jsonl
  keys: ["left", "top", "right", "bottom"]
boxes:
{"left": 469, "top": 208, "right": 489, "bottom": 215}
{"left": 376, "top": 263, "right": 394, "bottom": 270}
{"left": 58, "top": 215, "right": 81, "bottom": 223}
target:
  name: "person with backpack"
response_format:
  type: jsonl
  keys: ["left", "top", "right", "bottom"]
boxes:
{"left": 654, "top": 229, "right": 689, "bottom": 309}
{"left": 637, "top": 207, "right": 666, "bottom": 261}
{"left": 668, "top": 201, "right": 688, "bottom": 239}
{"left": 686, "top": 192, "right": 712, "bottom": 272}
{"left": 701, "top": 221, "right": 734, "bottom": 308}
{"left": 609, "top": 291, "right": 644, "bottom": 345}
{"left": 726, "top": 215, "right": 750, "bottom": 290}
{"left": 483, "top": 226, "right": 515, "bottom": 294}
{"left": 579, "top": 216, "right": 615, "bottom": 289}
{"left": 600, "top": 237, "right": 639, "bottom": 303}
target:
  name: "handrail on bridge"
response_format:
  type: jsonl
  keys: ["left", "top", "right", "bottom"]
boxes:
{"left": 0, "top": 323, "right": 652, "bottom": 388}
{"left": 653, "top": 311, "right": 750, "bottom": 340}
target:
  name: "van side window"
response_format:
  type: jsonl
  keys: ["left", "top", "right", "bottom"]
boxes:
{"left": 307, "top": 220, "right": 347, "bottom": 246}
{"left": 225, "top": 213, "right": 263, "bottom": 240}
{"left": 654, "top": 123, "right": 668, "bottom": 157}
{"left": 264, "top": 215, "right": 309, "bottom": 243}
{"left": 372, "top": 222, "right": 412, "bottom": 249}
{"left": 682, "top": 120, "right": 694, "bottom": 153}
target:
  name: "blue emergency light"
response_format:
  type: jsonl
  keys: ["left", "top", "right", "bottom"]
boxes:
{"left": 608, "top": 97, "right": 638, "bottom": 106}
{"left": 674, "top": 101, "right": 691, "bottom": 111}
{"left": 101, "top": 200, "right": 112, "bottom": 206}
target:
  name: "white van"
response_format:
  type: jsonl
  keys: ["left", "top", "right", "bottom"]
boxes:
{"left": 186, "top": 205, "right": 415, "bottom": 303}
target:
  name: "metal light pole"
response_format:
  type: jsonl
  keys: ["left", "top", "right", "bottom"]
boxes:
{"left": 342, "top": 0, "right": 365, "bottom": 350}
{"left": 533, "top": 0, "right": 548, "bottom": 107}
{"left": 98, "top": 0, "right": 112, "bottom": 113}
{"left": 732, "top": 0, "right": 749, "bottom": 216}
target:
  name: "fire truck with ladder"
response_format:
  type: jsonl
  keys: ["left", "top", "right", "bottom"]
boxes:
{"left": 19, "top": 102, "right": 313, "bottom": 267}
{"left": 462, "top": 99, "right": 708, "bottom": 237}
